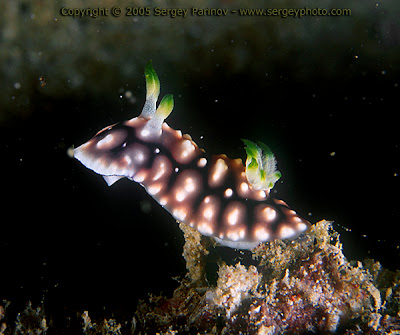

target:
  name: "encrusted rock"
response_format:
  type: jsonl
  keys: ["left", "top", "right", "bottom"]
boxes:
{"left": 134, "top": 220, "right": 400, "bottom": 334}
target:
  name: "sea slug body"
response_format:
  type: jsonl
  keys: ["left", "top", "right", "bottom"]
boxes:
{"left": 70, "top": 62, "right": 310, "bottom": 249}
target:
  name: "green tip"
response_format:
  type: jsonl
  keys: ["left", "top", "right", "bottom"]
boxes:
{"left": 145, "top": 61, "right": 160, "bottom": 100}
{"left": 156, "top": 94, "right": 174, "bottom": 119}
{"left": 242, "top": 139, "right": 259, "bottom": 158}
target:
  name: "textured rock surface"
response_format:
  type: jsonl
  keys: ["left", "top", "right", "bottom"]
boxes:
{"left": 133, "top": 221, "right": 400, "bottom": 334}
{"left": 1, "top": 223, "right": 400, "bottom": 333}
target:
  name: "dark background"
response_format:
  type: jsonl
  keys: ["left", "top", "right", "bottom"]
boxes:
{"left": 1, "top": 0, "right": 399, "bottom": 328}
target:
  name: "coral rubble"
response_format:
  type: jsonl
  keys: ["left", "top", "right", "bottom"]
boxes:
{"left": 180, "top": 222, "right": 209, "bottom": 284}
{"left": 12, "top": 302, "right": 47, "bottom": 335}
{"left": 1, "top": 221, "right": 400, "bottom": 333}
{"left": 134, "top": 220, "right": 400, "bottom": 334}
{"left": 81, "top": 311, "right": 123, "bottom": 335}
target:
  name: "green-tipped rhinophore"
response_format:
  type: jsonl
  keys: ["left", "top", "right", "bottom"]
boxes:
{"left": 141, "top": 61, "right": 161, "bottom": 118}
{"left": 156, "top": 94, "right": 174, "bottom": 120}
{"left": 242, "top": 139, "right": 281, "bottom": 191}
{"left": 145, "top": 61, "right": 160, "bottom": 101}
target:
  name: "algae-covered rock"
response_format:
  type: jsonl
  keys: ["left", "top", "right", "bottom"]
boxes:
{"left": 133, "top": 220, "right": 400, "bottom": 334}
{"left": 2, "top": 221, "right": 400, "bottom": 333}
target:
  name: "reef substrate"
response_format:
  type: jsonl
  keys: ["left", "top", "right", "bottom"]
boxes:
{"left": 134, "top": 220, "right": 400, "bottom": 334}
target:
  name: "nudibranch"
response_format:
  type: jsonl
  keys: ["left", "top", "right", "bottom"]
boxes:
{"left": 70, "top": 62, "right": 310, "bottom": 249}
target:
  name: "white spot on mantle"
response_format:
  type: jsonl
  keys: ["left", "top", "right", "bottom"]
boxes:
{"left": 224, "top": 188, "right": 233, "bottom": 197}
{"left": 96, "top": 134, "right": 114, "bottom": 149}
